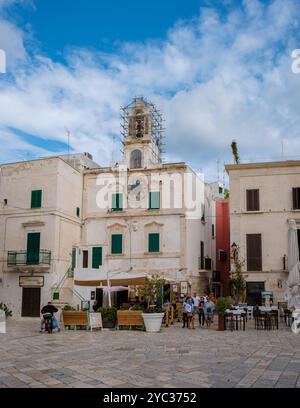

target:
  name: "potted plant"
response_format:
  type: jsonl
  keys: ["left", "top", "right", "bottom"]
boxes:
{"left": 137, "top": 275, "right": 166, "bottom": 332}
{"left": 215, "top": 297, "right": 232, "bottom": 331}
{"left": 97, "top": 307, "right": 117, "bottom": 328}
{"left": 0, "top": 302, "right": 12, "bottom": 318}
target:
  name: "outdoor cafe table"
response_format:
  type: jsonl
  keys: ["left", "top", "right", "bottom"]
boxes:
{"left": 225, "top": 310, "right": 246, "bottom": 331}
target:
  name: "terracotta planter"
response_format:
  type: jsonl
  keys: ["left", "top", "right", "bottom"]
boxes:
{"left": 218, "top": 314, "right": 226, "bottom": 331}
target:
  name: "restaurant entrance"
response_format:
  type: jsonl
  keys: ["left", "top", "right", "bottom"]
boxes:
{"left": 246, "top": 282, "right": 265, "bottom": 306}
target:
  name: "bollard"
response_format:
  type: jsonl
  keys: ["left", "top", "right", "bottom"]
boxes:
{"left": 165, "top": 306, "right": 169, "bottom": 327}
{"left": 0, "top": 310, "right": 6, "bottom": 333}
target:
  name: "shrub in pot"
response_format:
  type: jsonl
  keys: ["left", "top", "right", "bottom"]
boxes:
{"left": 0, "top": 302, "right": 12, "bottom": 318}
{"left": 215, "top": 297, "right": 232, "bottom": 331}
{"left": 97, "top": 307, "right": 117, "bottom": 328}
{"left": 137, "top": 275, "right": 166, "bottom": 332}
{"left": 62, "top": 304, "right": 76, "bottom": 311}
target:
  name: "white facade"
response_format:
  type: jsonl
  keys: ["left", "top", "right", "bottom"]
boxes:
{"left": 0, "top": 99, "right": 215, "bottom": 315}
{"left": 0, "top": 155, "right": 93, "bottom": 316}
{"left": 74, "top": 98, "right": 213, "bottom": 304}
{"left": 225, "top": 160, "right": 300, "bottom": 305}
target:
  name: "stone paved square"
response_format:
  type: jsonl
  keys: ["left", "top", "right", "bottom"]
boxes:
{"left": 0, "top": 318, "right": 299, "bottom": 388}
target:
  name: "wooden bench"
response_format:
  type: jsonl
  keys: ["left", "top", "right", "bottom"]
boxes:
{"left": 117, "top": 310, "right": 144, "bottom": 330}
{"left": 62, "top": 311, "right": 88, "bottom": 330}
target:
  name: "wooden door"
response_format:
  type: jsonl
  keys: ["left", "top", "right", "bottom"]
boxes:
{"left": 22, "top": 287, "right": 41, "bottom": 317}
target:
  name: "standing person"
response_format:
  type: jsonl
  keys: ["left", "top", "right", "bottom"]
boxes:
{"left": 182, "top": 297, "right": 190, "bottom": 328}
{"left": 198, "top": 300, "right": 205, "bottom": 327}
{"left": 92, "top": 300, "right": 99, "bottom": 312}
{"left": 204, "top": 298, "right": 215, "bottom": 329}
{"left": 187, "top": 297, "right": 195, "bottom": 329}
{"left": 192, "top": 293, "right": 200, "bottom": 309}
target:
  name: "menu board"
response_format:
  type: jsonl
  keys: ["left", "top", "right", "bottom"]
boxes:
{"left": 89, "top": 312, "right": 103, "bottom": 331}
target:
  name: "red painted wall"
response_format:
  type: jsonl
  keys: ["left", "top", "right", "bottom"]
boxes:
{"left": 215, "top": 200, "right": 230, "bottom": 295}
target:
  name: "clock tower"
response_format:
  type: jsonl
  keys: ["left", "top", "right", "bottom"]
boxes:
{"left": 121, "top": 97, "right": 163, "bottom": 169}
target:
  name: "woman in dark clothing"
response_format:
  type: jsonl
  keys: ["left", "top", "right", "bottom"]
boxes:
{"left": 198, "top": 300, "right": 205, "bottom": 327}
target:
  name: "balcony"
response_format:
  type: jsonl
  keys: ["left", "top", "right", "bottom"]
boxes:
{"left": 198, "top": 257, "right": 212, "bottom": 271}
{"left": 7, "top": 250, "right": 51, "bottom": 267}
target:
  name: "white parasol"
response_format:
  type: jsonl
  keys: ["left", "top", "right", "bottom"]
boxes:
{"left": 285, "top": 219, "right": 300, "bottom": 310}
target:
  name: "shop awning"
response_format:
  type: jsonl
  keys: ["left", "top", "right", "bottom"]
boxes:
{"left": 74, "top": 271, "right": 148, "bottom": 287}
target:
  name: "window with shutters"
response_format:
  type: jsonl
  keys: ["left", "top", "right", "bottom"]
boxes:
{"left": 148, "top": 233, "right": 160, "bottom": 253}
{"left": 149, "top": 192, "right": 160, "bottom": 209}
{"left": 112, "top": 193, "right": 123, "bottom": 211}
{"left": 26, "top": 233, "right": 40, "bottom": 265}
{"left": 292, "top": 187, "right": 300, "bottom": 210}
{"left": 82, "top": 250, "right": 88, "bottom": 268}
{"left": 31, "top": 190, "right": 42, "bottom": 208}
{"left": 111, "top": 234, "right": 122, "bottom": 254}
{"left": 92, "top": 247, "right": 102, "bottom": 268}
{"left": 246, "top": 234, "right": 262, "bottom": 271}
{"left": 246, "top": 189, "right": 259, "bottom": 211}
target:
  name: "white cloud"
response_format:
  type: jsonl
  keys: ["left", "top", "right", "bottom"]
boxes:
{"left": 0, "top": 0, "right": 300, "bottom": 181}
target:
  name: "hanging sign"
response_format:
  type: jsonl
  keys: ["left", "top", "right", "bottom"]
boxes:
{"left": 19, "top": 276, "right": 44, "bottom": 287}
{"left": 180, "top": 281, "right": 188, "bottom": 295}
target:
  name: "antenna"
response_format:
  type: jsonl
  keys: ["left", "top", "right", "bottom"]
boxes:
{"left": 217, "top": 159, "right": 220, "bottom": 182}
{"left": 281, "top": 139, "right": 284, "bottom": 161}
{"left": 111, "top": 135, "right": 116, "bottom": 166}
{"left": 65, "top": 127, "right": 71, "bottom": 161}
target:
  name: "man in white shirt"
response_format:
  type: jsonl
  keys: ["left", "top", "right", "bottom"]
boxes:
{"left": 192, "top": 293, "right": 200, "bottom": 308}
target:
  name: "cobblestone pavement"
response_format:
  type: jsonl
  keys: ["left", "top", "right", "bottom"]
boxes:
{"left": 0, "top": 318, "right": 299, "bottom": 388}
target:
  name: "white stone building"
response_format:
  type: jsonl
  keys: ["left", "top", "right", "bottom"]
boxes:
{"left": 0, "top": 98, "right": 216, "bottom": 316}
{"left": 0, "top": 154, "right": 98, "bottom": 316}
{"left": 225, "top": 160, "right": 300, "bottom": 305}
{"left": 74, "top": 98, "right": 213, "bottom": 306}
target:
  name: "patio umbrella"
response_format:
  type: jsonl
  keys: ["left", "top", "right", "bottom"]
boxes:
{"left": 285, "top": 219, "right": 300, "bottom": 310}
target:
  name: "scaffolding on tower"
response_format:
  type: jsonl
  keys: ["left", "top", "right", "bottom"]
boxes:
{"left": 120, "top": 96, "right": 165, "bottom": 163}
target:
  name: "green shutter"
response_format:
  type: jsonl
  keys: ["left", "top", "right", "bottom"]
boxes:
{"left": 53, "top": 292, "right": 59, "bottom": 300}
{"left": 31, "top": 190, "right": 42, "bottom": 208}
{"left": 111, "top": 234, "right": 122, "bottom": 254}
{"left": 92, "top": 247, "right": 102, "bottom": 268}
{"left": 76, "top": 207, "right": 80, "bottom": 217}
{"left": 148, "top": 233, "right": 160, "bottom": 253}
{"left": 149, "top": 192, "right": 160, "bottom": 209}
{"left": 71, "top": 247, "right": 77, "bottom": 271}
{"left": 112, "top": 193, "right": 123, "bottom": 211}
{"left": 26, "top": 233, "right": 40, "bottom": 265}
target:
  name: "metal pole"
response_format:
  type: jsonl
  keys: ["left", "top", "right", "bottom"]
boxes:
{"left": 107, "top": 270, "right": 112, "bottom": 307}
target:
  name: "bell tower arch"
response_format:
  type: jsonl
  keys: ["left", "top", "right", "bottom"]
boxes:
{"left": 121, "top": 97, "right": 164, "bottom": 169}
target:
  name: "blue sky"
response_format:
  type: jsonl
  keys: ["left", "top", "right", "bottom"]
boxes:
{"left": 1, "top": 0, "right": 300, "bottom": 181}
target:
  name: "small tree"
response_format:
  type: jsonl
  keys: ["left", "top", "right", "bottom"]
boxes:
{"left": 137, "top": 274, "right": 166, "bottom": 310}
{"left": 231, "top": 140, "right": 240, "bottom": 164}
{"left": 229, "top": 245, "right": 246, "bottom": 304}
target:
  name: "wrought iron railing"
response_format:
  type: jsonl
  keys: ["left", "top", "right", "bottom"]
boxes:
{"left": 7, "top": 250, "right": 51, "bottom": 266}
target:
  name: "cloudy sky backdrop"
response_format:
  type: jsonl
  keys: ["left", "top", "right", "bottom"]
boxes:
{"left": 0, "top": 0, "right": 300, "bottom": 182}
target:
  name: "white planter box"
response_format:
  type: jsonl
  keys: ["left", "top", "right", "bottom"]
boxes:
{"left": 142, "top": 312, "right": 164, "bottom": 333}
